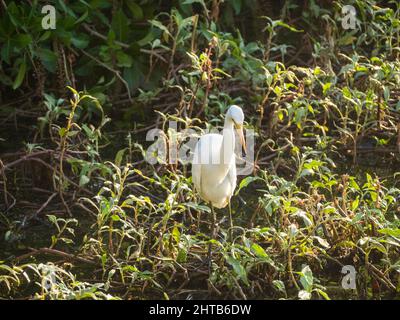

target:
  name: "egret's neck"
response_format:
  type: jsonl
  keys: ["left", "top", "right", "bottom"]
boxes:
{"left": 219, "top": 117, "right": 235, "bottom": 174}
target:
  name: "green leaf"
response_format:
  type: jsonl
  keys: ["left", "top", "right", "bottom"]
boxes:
{"left": 36, "top": 48, "right": 58, "bottom": 73}
{"left": 251, "top": 243, "right": 276, "bottom": 267}
{"left": 275, "top": 21, "right": 303, "bottom": 33}
{"left": 226, "top": 256, "right": 249, "bottom": 285}
{"left": 13, "top": 34, "right": 32, "bottom": 49}
{"left": 299, "top": 265, "right": 313, "bottom": 292}
{"left": 369, "top": 240, "right": 388, "bottom": 254}
{"left": 114, "top": 148, "right": 127, "bottom": 167}
{"left": 126, "top": 1, "right": 144, "bottom": 20}
{"left": 383, "top": 86, "right": 390, "bottom": 102}
{"left": 177, "top": 248, "right": 187, "bottom": 263}
{"left": 66, "top": 86, "right": 78, "bottom": 96}
{"left": 71, "top": 34, "right": 90, "bottom": 49}
{"left": 47, "top": 215, "right": 58, "bottom": 225}
{"left": 251, "top": 243, "right": 268, "bottom": 258}
{"left": 112, "top": 9, "right": 129, "bottom": 42}
{"left": 172, "top": 226, "right": 180, "bottom": 243}
{"left": 13, "top": 60, "right": 26, "bottom": 90}
{"left": 182, "top": 0, "right": 208, "bottom": 13}
{"left": 123, "top": 66, "right": 139, "bottom": 90}
{"left": 137, "top": 30, "right": 156, "bottom": 47}
{"left": 51, "top": 235, "right": 57, "bottom": 247}
{"left": 111, "top": 214, "right": 120, "bottom": 221}
{"left": 236, "top": 176, "right": 260, "bottom": 194}
{"left": 338, "top": 34, "right": 356, "bottom": 46}
{"left": 231, "top": 0, "right": 242, "bottom": 14}
{"left": 322, "top": 82, "right": 332, "bottom": 95}
{"left": 149, "top": 19, "right": 171, "bottom": 37}
{"left": 314, "top": 236, "right": 330, "bottom": 248}
{"left": 116, "top": 51, "right": 133, "bottom": 67}
{"left": 378, "top": 228, "right": 400, "bottom": 238}
{"left": 79, "top": 175, "right": 90, "bottom": 186}
{"left": 58, "top": 128, "right": 67, "bottom": 138}
{"left": 184, "top": 202, "right": 211, "bottom": 213}
{"left": 57, "top": 0, "right": 77, "bottom": 18}
{"left": 101, "top": 253, "right": 107, "bottom": 268}
{"left": 75, "top": 10, "right": 89, "bottom": 25}
{"left": 351, "top": 198, "right": 359, "bottom": 211}
{"left": 39, "top": 31, "right": 52, "bottom": 42}
{"left": 1, "top": 40, "right": 11, "bottom": 64}
{"left": 315, "top": 289, "right": 330, "bottom": 300}
{"left": 272, "top": 280, "right": 286, "bottom": 294}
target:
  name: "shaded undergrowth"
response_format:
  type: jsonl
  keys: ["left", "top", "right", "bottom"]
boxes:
{"left": 1, "top": 0, "right": 400, "bottom": 299}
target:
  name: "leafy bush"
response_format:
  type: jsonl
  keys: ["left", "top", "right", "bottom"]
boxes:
{"left": 1, "top": 0, "right": 400, "bottom": 300}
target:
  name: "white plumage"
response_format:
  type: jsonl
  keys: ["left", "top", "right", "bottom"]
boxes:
{"left": 191, "top": 105, "right": 246, "bottom": 270}
{"left": 192, "top": 105, "right": 246, "bottom": 208}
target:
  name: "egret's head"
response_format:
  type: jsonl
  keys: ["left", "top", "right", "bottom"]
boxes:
{"left": 227, "top": 105, "right": 247, "bottom": 155}
{"left": 227, "top": 105, "right": 244, "bottom": 126}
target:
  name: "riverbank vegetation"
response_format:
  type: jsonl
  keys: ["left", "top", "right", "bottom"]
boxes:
{"left": 1, "top": 0, "right": 400, "bottom": 299}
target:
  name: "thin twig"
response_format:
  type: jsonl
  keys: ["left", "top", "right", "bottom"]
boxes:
{"left": 79, "top": 49, "right": 132, "bottom": 101}
{"left": 14, "top": 247, "right": 97, "bottom": 265}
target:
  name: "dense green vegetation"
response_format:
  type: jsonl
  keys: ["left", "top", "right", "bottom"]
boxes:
{"left": 1, "top": 0, "right": 400, "bottom": 299}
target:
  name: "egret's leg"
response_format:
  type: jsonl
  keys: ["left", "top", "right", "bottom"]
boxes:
{"left": 228, "top": 201, "right": 233, "bottom": 242}
{"left": 207, "top": 204, "right": 216, "bottom": 275}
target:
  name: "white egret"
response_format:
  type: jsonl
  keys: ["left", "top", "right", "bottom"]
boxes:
{"left": 192, "top": 105, "right": 246, "bottom": 270}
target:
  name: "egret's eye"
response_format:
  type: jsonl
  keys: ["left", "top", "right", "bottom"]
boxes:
{"left": 234, "top": 123, "right": 242, "bottom": 130}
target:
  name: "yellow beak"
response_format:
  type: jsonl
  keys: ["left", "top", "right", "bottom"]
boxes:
{"left": 235, "top": 124, "right": 247, "bottom": 156}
